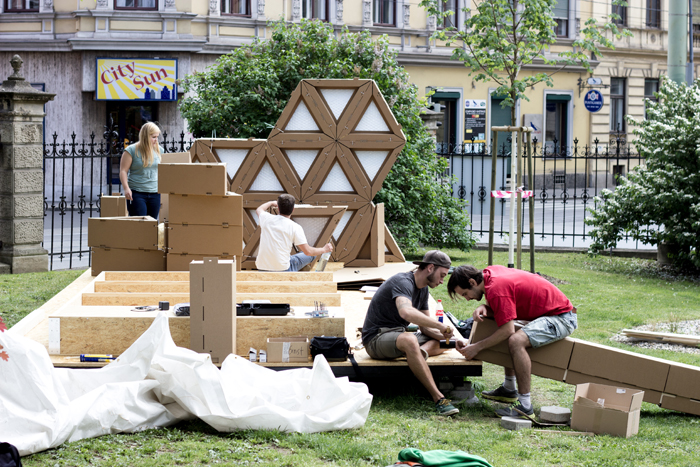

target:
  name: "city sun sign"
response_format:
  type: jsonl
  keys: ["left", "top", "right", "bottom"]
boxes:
{"left": 96, "top": 58, "right": 178, "bottom": 101}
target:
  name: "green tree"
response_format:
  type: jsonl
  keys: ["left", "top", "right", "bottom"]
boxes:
{"left": 179, "top": 20, "right": 474, "bottom": 252}
{"left": 586, "top": 78, "right": 700, "bottom": 269}
{"left": 421, "top": 0, "right": 631, "bottom": 125}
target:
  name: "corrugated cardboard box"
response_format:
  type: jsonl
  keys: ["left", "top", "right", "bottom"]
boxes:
{"left": 160, "top": 193, "right": 170, "bottom": 223}
{"left": 100, "top": 195, "right": 127, "bottom": 217}
{"left": 189, "top": 257, "right": 236, "bottom": 364}
{"left": 158, "top": 163, "right": 227, "bottom": 196}
{"left": 659, "top": 394, "right": 700, "bottom": 416}
{"left": 569, "top": 340, "right": 670, "bottom": 392}
{"left": 88, "top": 216, "right": 158, "bottom": 250}
{"left": 476, "top": 349, "right": 567, "bottom": 381}
{"left": 663, "top": 362, "right": 700, "bottom": 400}
{"left": 266, "top": 337, "right": 310, "bottom": 363}
{"left": 167, "top": 253, "right": 241, "bottom": 272}
{"left": 565, "top": 370, "right": 663, "bottom": 405}
{"left": 91, "top": 247, "right": 166, "bottom": 276}
{"left": 571, "top": 383, "right": 644, "bottom": 437}
{"left": 168, "top": 223, "right": 243, "bottom": 256}
{"left": 469, "top": 318, "right": 575, "bottom": 370}
{"left": 168, "top": 192, "right": 243, "bottom": 226}
{"left": 161, "top": 152, "right": 192, "bottom": 163}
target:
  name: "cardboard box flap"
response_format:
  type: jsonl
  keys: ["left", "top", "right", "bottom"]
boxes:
{"left": 574, "top": 383, "right": 644, "bottom": 412}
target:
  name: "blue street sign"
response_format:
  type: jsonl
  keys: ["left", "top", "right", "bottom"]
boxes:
{"left": 584, "top": 90, "right": 604, "bottom": 113}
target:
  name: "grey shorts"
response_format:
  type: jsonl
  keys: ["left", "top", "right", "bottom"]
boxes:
{"left": 365, "top": 327, "right": 432, "bottom": 359}
{"left": 522, "top": 311, "right": 578, "bottom": 348}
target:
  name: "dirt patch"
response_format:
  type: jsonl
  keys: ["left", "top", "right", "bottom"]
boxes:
{"left": 537, "top": 273, "right": 570, "bottom": 285}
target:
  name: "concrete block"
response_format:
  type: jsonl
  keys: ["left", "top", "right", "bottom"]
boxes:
{"left": 14, "top": 195, "right": 43, "bottom": 217}
{"left": 12, "top": 218, "right": 43, "bottom": 244}
{"left": 14, "top": 124, "right": 42, "bottom": 144}
{"left": 0, "top": 262, "right": 9, "bottom": 274}
{"left": 540, "top": 406, "right": 571, "bottom": 423}
{"left": 501, "top": 417, "right": 532, "bottom": 431}
{"left": 13, "top": 170, "right": 43, "bottom": 193}
{"left": 11, "top": 145, "right": 43, "bottom": 169}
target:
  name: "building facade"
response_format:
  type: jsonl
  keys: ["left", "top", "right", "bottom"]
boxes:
{"left": 0, "top": 0, "right": 698, "bottom": 152}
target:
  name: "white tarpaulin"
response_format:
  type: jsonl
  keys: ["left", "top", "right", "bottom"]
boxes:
{"left": 0, "top": 313, "right": 373, "bottom": 456}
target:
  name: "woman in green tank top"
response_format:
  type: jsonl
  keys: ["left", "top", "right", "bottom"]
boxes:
{"left": 119, "top": 122, "right": 163, "bottom": 219}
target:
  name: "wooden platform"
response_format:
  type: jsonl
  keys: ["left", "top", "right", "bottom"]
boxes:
{"left": 15, "top": 265, "right": 482, "bottom": 380}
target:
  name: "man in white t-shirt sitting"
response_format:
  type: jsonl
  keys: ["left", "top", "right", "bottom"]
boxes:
{"left": 255, "top": 194, "right": 333, "bottom": 272}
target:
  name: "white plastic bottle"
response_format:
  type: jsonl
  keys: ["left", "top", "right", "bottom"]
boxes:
{"left": 436, "top": 299, "right": 444, "bottom": 323}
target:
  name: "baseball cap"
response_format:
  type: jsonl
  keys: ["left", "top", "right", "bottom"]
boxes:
{"left": 412, "top": 250, "right": 451, "bottom": 269}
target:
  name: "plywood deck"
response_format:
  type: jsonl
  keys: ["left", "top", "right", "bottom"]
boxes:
{"left": 16, "top": 264, "right": 481, "bottom": 379}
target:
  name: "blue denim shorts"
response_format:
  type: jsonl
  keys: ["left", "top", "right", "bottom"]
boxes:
{"left": 522, "top": 311, "right": 577, "bottom": 348}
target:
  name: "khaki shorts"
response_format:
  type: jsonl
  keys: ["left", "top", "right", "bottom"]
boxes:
{"left": 522, "top": 311, "right": 578, "bottom": 348}
{"left": 365, "top": 327, "right": 432, "bottom": 359}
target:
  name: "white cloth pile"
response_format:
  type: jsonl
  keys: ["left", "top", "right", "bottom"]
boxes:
{"left": 0, "top": 313, "right": 372, "bottom": 456}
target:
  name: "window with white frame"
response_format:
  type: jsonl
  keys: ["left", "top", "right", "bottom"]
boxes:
{"left": 552, "top": 0, "right": 569, "bottom": 37}
{"left": 437, "top": 0, "right": 458, "bottom": 29}
{"left": 115, "top": 0, "right": 157, "bottom": 9}
{"left": 302, "top": 0, "right": 328, "bottom": 20}
{"left": 4, "top": 0, "right": 39, "bottom": 11}
{"left": 373, "top": 0, "right": 396, "bottom": 26}
{"left": 609, "top": 77, "right": 626, "bottom": 133}
{"left": 222, "top": 0, "right": 251, "bottom": 16}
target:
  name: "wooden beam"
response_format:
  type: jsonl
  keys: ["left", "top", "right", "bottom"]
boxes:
{"left": 94, "top": 281, "right": 337, "bottom": 294}
{"left": 82, "top": 292, "right": 341, "bottom": 307}
{"left": 103, "top": 271, "right": 335, "bottom": 282}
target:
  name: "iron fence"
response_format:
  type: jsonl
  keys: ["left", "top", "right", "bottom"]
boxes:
{"left": 43, "top": 131, "right": 194, "bottom": 271}
{"left": 441, "top": 134, "right": 655, "bottom": 250}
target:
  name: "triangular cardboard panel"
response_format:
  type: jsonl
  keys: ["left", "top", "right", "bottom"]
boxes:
{"left": 319, "top": 162, "right": 355, "bottom": 192}
{"left": 285, "top": 148, "right": 320, "bottom": 181}
{"left": 215, "top": 148, "right": 249, "bottom": 180}
{"left": 319, "top": 87, "right": 356, "bottom": 121}
{"left": 284, "top": 100, "right": 320, "bottom": 132}
{"left": 300, "top": 81, "right": 337, "bottom": 137}
{"left": 384, "top": 223, "right": 405, "bottom": 263}
{"left": 332, "top": 210, "right": 354, "bottom": 242}
{"left": 355, "top": 100, "right": 390, "bottom": 132}
{"left": 190, "top": 139, "right": 267, "bottom": 191}
{"left": 345, "top": 203, "right": 385, "bottom": 267}
{"left": 249, "top": 161, "right": 285, "bottom": 192}
{"left": 354, "top": 150, "right": 390, "bottom": 183}
{"left": 332, "top": 203, "right": 374, "bottom": 262}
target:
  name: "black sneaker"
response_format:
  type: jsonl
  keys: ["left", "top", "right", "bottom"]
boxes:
{"left": 481, "top": 385, "right": 518, "bottom": 403}
{"left": 495, "top": 402, "right": 534, "bottom": 418}
{"left": 435, "top": 398, "right": 459, "bottom": 416}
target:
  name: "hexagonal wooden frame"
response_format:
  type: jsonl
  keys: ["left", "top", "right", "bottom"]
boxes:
{"left": 188, "top": 79, "right": 407, "bottom": 267}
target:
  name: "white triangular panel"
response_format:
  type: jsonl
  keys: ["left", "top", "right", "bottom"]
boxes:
{"left": 293, "top": 217, "right": 328, "bottom": 246}
{"left": 286, "top": 149, "right": 318, "bottom": 180}
{"left": 319, "top": 162, "right": 354, "bottom": 192}
{"left": 332, "top": 210, "right": 353, "bottom": 241}
{"left": 215, "top": 148, "right": 249, "bottom": 179}
{"left": 249, "top": 161, "right": 284, "bottom": 192}
{"left": 355, "top": 150, "right": 389, "bottom": 182}
{"left": 320, "top": 88, "right": 355, "bottom": 120}
{"left": 248, "top": 209, "right": 259, "bottom": 226}
{"left": 355, "top": 101, "right": 390, "bottom": 132}
{"left": 285, "top": 101, "right": 319, "bottom": 131}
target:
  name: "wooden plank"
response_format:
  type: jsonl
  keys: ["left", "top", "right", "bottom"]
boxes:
{"left": 104, "top": 271, "right": 335, "bottom": 282}
{"left": 95, "top": 281, "right": 337, "bottom": 294}
{"left": 621, "top": 329, "right": 700, "bottom": 346}
{"left": 82, "top": 292, "right": 341, "bottom": 307}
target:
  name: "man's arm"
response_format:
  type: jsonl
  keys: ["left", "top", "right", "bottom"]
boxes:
{"left": 456, "top": 319, "right": 515, "bottom": 360}
{"left": 256, "top": 200, "right": 277, "bottom": 218}
{"left": 297, "top": 242, "right": 333, "bottom": 257}
{"left": 396, "top": 296, "right": 452, "bottom": 340}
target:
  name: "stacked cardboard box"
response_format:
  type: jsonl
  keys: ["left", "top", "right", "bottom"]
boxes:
{"left": 159, "top": 152, "right": 192, "bottom": 223}
{"left": 88, "top": 216, "right": 164, "bottom": 276}
{"left": 99, "top": 193, "right": 127, "bottom": 217}
{"left": 469, "top": 318, "right": 700, "bottom": 416}
{"left": 189, "top": 257, "right": 236, "bottom": 364}
{"left": 158, "top": 163, "right": 243, "bottom": 271}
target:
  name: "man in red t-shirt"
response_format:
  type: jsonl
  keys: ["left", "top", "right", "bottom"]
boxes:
{"left": 447, "top": 265, "right": 577, "bottom": 417}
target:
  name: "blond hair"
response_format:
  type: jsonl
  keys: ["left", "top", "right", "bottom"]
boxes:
{"left": 136, "top": 122, "right": 161, "bottom": 167}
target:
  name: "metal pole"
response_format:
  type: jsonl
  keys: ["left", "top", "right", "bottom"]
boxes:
{"left": 488, "top": 130, "right": 499, "bottom": 266}
{"left": 516, "top": 129, "right": 523, "bottom": 270}
{"left": 689, "top": 0, "right": 695, "bottom": 84}
{"left": 669, "top": 0, "right": 689, "bottom": 83}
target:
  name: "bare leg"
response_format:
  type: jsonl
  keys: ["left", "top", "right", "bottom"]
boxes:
{"left": 421, "top": 339, "right": 447, "bottom": 357}
{"left": 396, "top": 333, "right": 444, "bottom": 402}
{"left": 508, "top": 330, "right": 533, "bottom": 394}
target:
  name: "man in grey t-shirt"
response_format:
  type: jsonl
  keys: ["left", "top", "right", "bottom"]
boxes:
{"left": 361, "top": 250, "right": 458, "bottom": 416}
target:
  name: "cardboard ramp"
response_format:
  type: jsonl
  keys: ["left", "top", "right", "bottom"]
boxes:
{"left": 469, "top": 318, "right": 700, "bottom": 417}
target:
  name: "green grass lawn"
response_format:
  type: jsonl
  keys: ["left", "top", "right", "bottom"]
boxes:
{"left": 5, "top": 251, "right": 700, "bottom": 466}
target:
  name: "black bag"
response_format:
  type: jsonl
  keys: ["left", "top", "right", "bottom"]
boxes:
{"left": 310, "top": 336, "right": 350, "bottom": 362}
{"left": 0, "top": 442, "right": 22, "bottom": 467}
{"left": 445, "top": 311, "right": 473, "bottom": 339}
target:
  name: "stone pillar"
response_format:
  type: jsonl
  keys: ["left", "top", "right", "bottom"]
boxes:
{"left": 420, "top": 108, "right": 443, "bottom": 140}
{"left": 0, "top": 55, "right": 55, "bottom": 274}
